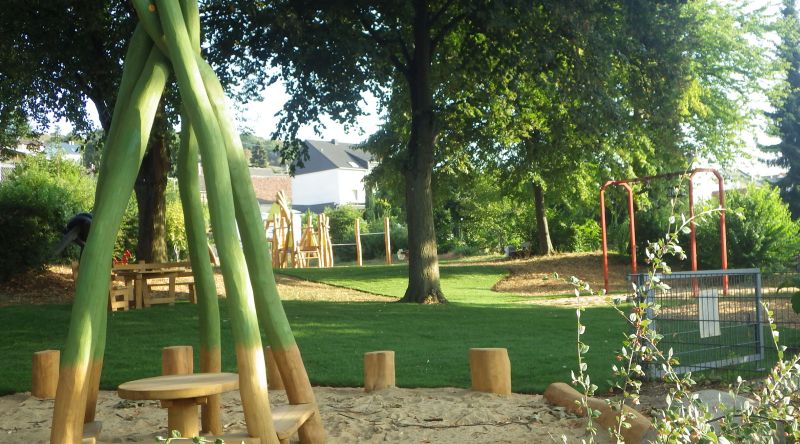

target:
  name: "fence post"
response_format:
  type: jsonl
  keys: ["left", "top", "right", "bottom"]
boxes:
{"left": 355, "top": 218, "right": 363, "bottom": 266}
{"left": 384, "top": 217, "right": 392, "bottom": 265}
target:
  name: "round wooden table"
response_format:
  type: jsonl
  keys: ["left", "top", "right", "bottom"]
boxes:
{"left": 118, "top": 373, "right": 238, "bottom": 437}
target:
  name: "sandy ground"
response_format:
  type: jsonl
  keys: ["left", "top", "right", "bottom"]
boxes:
{"left": 0, "top": 387, "right": 613, "bottom": 444}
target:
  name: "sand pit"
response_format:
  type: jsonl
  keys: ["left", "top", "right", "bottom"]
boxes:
{"left": 0, "top": 387, "right": 614, "bottom": 443}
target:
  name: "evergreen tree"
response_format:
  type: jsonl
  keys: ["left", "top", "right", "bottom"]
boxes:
{"left": 767, "top": 0, "right": 800, "bottom": 218}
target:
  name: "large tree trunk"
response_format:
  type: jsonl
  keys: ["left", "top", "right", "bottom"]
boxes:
{"left": 134, "top": 111, "right": 170, "bottom": 263}
{"left": 399, "top": 0, "right": 446, "bottom": 304}
{"left": 91, "top": 95, "right": 169, "bottom": 263}
{"left": 533, "top": 182, "right": 554, "bottom": 255}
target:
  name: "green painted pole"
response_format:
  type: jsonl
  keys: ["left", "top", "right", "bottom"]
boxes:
{"left": 51, "top": 42, "right": 170, "bottom": 443}
{"left": 177, "top": 120, "right": 223, "bottom": 434}
{"left": 197, "top": 57, "right": 326, "bottom": 442}
{"left": 153, "top": 1, "right": 277, "bottom": 442}
{"left": 175, "top": 0, "right": 223, "bottom": 434}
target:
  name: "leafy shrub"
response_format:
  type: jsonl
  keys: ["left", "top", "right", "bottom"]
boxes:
{"left": 696, "top": 184, "right": 800, "bottom": 271}
{"left": 551, "top": 216, "right": 602, "bottom": 253}
{"left": 0, "top": 156, "right": 95, "bottom": 280}
{"left": 114, "top": 195, "right": 138, "bottom": 259}
{"left": 323, "top": 205, "right": 362, "bottom": 262}
{"left": 165, "top": 182, "right": 187, "bottom": 260}
{"left": 360, "top": 218, "right": 408, "bottom": 261}
{"left": 569, "top": 219, "right": 602, "bottom": 252}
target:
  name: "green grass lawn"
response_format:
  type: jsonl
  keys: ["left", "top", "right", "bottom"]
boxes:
{"left": 0, "top": 263, "right": 628, "bottom": 396}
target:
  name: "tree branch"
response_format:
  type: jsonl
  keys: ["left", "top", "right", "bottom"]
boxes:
{"left": 431, "top": 0, "right": 457, "bottom": 28}
{"left": 431, "top": 11, "right": 469, "bottom": 51}
{"left": 357, "top": 10, "right": 410, "bottom": 78}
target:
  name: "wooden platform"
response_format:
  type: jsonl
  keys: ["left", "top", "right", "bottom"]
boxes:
{"left": 273, "top": 403, "right": 316, "bottom": 443}
{"left": 118, "top": 373, "right": 238, "bottom": 401}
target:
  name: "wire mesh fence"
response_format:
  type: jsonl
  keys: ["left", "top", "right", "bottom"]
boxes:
{"left": 629, "top": 269, "right": 800, "bottom": 379}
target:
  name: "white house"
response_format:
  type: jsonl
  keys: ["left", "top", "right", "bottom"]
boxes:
{"left": 291, "top": 139, "right": 374, "bottom": 213}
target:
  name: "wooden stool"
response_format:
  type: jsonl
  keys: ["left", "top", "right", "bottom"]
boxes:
{"left": 469, "top": 348, "right": 511, "bottom": 395}
{"left": 118, "top": 373, "right": 239, "bottom": 438}
{"left": 163, "top": 346, "right": 194, "bottom": 376}
{"left": 364, "top": 351, "right": 395, "bottom": 392}
{"left": 265, "top": 346, "right": 285, "bottom": 390}
{"left": 32, "top": 350, "right": 59, "bottom": 399}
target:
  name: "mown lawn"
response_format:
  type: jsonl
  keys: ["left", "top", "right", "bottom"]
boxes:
{"left": 0, "top": 263, "right": 627, "bottom": 396}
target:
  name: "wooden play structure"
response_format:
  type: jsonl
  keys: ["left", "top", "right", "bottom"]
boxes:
{"left": 50, "top": 2, "right": 325, "bottom": 443}
{"left": 293, "top": 211, "right": 322, "bottom": 267}
{"left": 265, "top": 196, "right": 392, "bottom": 268}
{"left": 327, "top": 216, "right": 393, "bottom": 267}
{"left": 265, "top": 190, "right": 296, "bottom": 268}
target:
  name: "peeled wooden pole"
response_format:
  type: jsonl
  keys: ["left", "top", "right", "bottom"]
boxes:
{"left": 175, "top": 0, "right": 223, "bottom": 432}
{"left": 151, "top": 2, "right": 276, "bottom": 442}
{"left": 469, "top": 348, "right": 511, "bottom": 395}
{"left": 384, "top": 217, "right": 391, "bottom": 265}
{"left": 544, "top": 382, "right": 653, "bottom": 443}
{"left": 51, "top": 32, "right": 169, "bottom": 443}
{"left": 363, "top": 351, "right": 395, "bottom": 392}
{"left": 195, "top": 56, "right": 325, "bottom": 443}
{"left": 32, "top": 350, "right": 60, "bottom": 399}
{"left": 265, "top": 346, "right": 285, "bottom": 390}
{"left": 178, "top": 123, "right": 223, "bottom": 434}
{"left": 355, "top": 218, "right": 363, "bottom": 266}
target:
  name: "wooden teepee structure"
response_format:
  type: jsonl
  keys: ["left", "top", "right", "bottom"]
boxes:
{"left": 265, "top": 190, "right": 296, "bottom": 268}
{"left": 297, "top": 211, "right": 321, "bottom": 268}
{"left": 50, "top": 2, "right": 324, "bottom": 442}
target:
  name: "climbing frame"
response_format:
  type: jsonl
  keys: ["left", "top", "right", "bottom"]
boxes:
{"left": 49, "top": 1, "right": 325, "bottom": 442}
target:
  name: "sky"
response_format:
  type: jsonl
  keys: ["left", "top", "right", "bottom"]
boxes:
{"left": 235, "top": 82, "right": 382, "bottom": 145}
{"left": 66, "top": 76, "right": 383, "bottom": 147}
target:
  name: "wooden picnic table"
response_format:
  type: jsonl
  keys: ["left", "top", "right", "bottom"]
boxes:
{"left": 118, "top": 372, "right": 239, "bottom": 437}
{"left": 112, "top": 261, "right": 194, "bottom": 309}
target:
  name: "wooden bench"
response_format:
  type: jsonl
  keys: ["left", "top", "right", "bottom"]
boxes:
{"left": 112, "top": 261, "right": 196, "bottom": 308}
{"left": 71, "top": 261, "right": 134, "bottom": 312}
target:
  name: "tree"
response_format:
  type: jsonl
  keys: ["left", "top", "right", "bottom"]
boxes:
{"left": 0, "top": 110, "right": 37, "bottom": 159}
{"left": 0, "top": 1, "right": 174, "bottom": 261}
{"left": 0, "top": 1, "right": 260, "bottom": 262}
{"left": 367, "top": 0, "right": 769, "bottom": 259}
{"left": 766, "top": 0, "right": 800, "bottom": 218}
{"left": 207, "top": 0, "right": 558, "bottom": 303}
{"left": 241, "top": 132, "right": 279, "bottom": 168}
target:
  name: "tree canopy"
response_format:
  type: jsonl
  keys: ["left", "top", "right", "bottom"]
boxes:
{"left": 205, "top": 0, "right": 770, "bottom": 302}
{"left": 766, "top": 0, "right": 800, "bottom": 218}
{"left": 0, "top": 1, "right": 266, "bottom": 261}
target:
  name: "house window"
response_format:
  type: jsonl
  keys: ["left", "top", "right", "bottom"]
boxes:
{"left": 348, "top": 161, "right": 360, "bottom": 168}
{"left": 353, "top": 189, "right": 359, "bottom": 201}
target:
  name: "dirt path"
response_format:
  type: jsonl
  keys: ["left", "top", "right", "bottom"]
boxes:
{"left": 490, "top": 252, "right": 631, "bottom": 297}
{"left": 0, "top": 264, "right": 391, "bottom": 307}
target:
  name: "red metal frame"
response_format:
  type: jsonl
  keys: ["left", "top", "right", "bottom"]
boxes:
{"left": 600, "top": 168, "right": 727, "bottom": 293}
